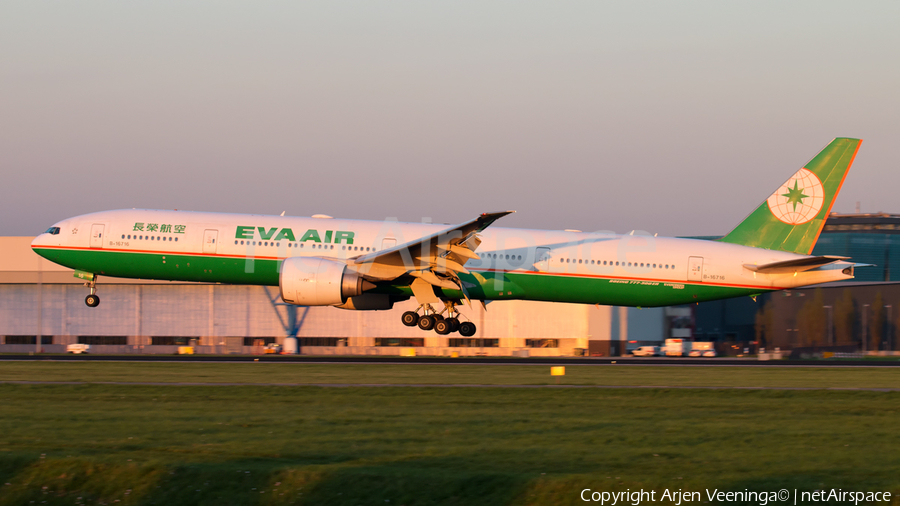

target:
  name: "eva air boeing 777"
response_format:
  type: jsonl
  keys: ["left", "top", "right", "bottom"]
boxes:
{"left": 33, "top": 138, "right": 862, "bottom": 337}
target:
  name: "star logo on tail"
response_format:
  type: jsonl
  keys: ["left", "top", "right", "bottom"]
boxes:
{"left": 766, "top": 168, "right": 824, "bottom": 225}
{"left": 781, "top": 180, "right": 809, "bottom": 212}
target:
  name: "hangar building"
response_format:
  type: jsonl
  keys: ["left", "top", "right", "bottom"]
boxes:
{"left": 0, "top": 237, "right": 662, "bottom": 356}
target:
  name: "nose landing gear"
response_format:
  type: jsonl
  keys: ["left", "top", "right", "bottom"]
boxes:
{"left": 84, "top": 277, "right": 100, "bottom": 307}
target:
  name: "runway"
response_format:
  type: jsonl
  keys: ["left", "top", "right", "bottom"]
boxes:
{"left": 1, "top": 354, "right": 898, "bottom": 366}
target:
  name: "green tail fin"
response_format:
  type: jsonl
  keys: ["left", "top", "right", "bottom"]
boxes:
{"left": 719, "top": 137, "right": 862, "bottom": 255}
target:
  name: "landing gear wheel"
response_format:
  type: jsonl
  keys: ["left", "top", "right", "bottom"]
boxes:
{"left": 433, "top": 314, "right": 444, "bottom": 322}
{"left": 434, "top": 320, "right": 451, "bottom": 335}
{"left": 445, "top": 317, "right": 460, "bottom": 333}
{"left": 401, "top": 311, "right": 420, "bottom": 327}
{"left": 418, "top": 315, "right": 436, "bottom": 331}
{"left": 85, "top": 294, "right": 100, "bottom": 308}
{"left": 459, "top": 321, "right": 476, "bottom": 337}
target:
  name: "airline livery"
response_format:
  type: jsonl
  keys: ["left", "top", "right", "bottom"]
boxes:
{"left": 32, "top": 138, "right": 862, "bottom": 337}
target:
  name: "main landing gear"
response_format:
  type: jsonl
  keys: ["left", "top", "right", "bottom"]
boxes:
{"left": 401, "top": 302, "right": 476, "bottom": 337}
{"left": 84, "top": 277, "right": 100, "bottom": 307}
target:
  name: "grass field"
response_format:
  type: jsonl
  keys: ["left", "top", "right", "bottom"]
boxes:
{"left": 2, "top": 361, "right": 900, "bottom": 389}
{"left": 0, "top": 364, "right": 898, "bottom": 505}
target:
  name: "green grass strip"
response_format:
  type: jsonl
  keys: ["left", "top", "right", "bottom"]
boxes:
{"left": 1, "top": 362, "right": 900, "bottom": 389}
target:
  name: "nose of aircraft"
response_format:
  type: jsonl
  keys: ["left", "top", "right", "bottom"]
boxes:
{"left": 31, "top": 234, "right": 50, "bottom": 260}
{"left": 31, "top": 225, "right": 61, "bottom": 259}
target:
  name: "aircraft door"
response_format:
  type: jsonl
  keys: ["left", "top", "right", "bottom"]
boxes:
{"left": 535, "top": 247, "right": 551, "bottom": 272}
{"left": 688, "top": 256, "right": 704, "bottom": 282}
{"left": 90, "top": 224, "right": 105, "bottom": 249}
{"left": 381, "top": 238, "right": 396, "bottom": 250}
{"left": 203, "top": 229, "right": 218, "bottom": 254}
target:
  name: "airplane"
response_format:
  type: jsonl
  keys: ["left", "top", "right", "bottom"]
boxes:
{"left": 32, "top": 138, "right": 862, "bottom": 337}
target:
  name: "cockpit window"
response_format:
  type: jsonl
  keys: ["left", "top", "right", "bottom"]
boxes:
{"left": 45, "top": 227, "right": 60, "bottom": 235}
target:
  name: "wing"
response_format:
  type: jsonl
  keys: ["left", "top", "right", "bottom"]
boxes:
{"left": 351, "top": 211, "right": 514, "bottom": 291}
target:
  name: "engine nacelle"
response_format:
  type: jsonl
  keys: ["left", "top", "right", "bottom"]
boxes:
{"left": 280, "top": 257, "right": 368, "bottom": 306}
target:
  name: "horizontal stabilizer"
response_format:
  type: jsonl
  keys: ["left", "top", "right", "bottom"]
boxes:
{"left": 743, "top": 255, "right": 849, "bottom": 274}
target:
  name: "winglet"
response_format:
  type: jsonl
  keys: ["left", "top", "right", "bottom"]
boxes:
{"left": 476, "top": 211, "right": 515, "bottom": 231}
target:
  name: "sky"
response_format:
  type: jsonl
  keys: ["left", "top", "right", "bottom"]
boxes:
{"left": 2, "top": 1, "right": 898, "bottom": 237}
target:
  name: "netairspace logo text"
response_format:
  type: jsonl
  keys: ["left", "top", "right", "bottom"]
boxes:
{"left": 580, "top": 488, "right": 894, "bottom": 505}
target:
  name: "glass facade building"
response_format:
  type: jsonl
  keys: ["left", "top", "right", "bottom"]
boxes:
{"left": 812, "top": 213, "right": 900, "bottom": 282}
{"left": 690, "top": 213, "right": 900, "bottom": 345}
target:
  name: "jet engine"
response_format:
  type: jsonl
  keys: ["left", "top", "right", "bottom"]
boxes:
{"left": 280, "top": 257, "right": 372, "bottom": 306}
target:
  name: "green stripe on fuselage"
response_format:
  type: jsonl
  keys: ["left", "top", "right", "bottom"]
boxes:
{"left": 33, "top": 247, "right": 281, "bottom": 285}
{"left": 434, "top": 271, "right": 764, "bottom": 307}
{"left": 32, "top": 247, "right": 767, "bottom": 307}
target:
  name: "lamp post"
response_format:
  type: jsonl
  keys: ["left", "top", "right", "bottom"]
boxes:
{"left": 862, "top": 304, "right": 870, "bottom": 353}
{"left": 823, "top": 305, "right": 833, "bottom": 346}
{"left": 885, "top": 305, "right": 893, "bottom": 351}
